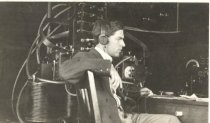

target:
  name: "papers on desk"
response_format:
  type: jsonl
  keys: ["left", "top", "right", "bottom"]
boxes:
{"left": 150, "top": 95, "right": 180, "bottom": 100}
{"left": 150, "top": 94, "right": 208, "bottom": 102}
{"left": 180, "top": 94, "right": 209, "bottom": 102}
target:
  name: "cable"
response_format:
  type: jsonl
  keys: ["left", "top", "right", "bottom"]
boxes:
{"left": 124, "top": 26, "right": 180, "bottom": 33}
{"left": 65, "top": 84, "right": 77, "bottom": 97}
{"left": 16, "top": 80, "right": 29, "bottom": 123}
{"left": 49, "top": 25, "right": 62, "bottom": 36}
{"left": 26, "top": 37, "right": 39, "bottom": 79}
{"left": 54, "top": 6, "right": 72, "bottom": 18}
{"left": 35, "top": 23, "right": 52, "bottom": 64}
{"left": 29, "top": 4, "right": 73, "bottom": 82}
{"left": 12, "top": 31, "right": 40, "bottom": 116}
{"left": 115, "top": 56, "right": 132, "bottom": 69}
{"left": 36, "top": 4, "right": 71, "bottom": 64}
{"left": 27, "top": 4, "right": 72, "bottom": 79}
{"left": 36, "top": 77, "right": 65, "bottom": 85}
{"left": 35, "top": 5, "right": 72, "bottom": 64}
{"left": 27, "top": 4, "right": 67, "bottom": 78}
{"left": 11, "top": 59, "right": 28, "bottom": 116}
{"left": 12, "top": 36, "right": 38, "bottom": 117}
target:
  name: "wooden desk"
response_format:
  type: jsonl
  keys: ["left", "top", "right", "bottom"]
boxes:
{"left": 138, "top": 96, "right": 208, "bottom": 123}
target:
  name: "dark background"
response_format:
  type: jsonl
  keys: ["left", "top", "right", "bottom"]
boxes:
{"left": 0, "top": 2, "right": 208, "bottom": 122}
{"left": 108, "top": 3, "right": 208, "bottom": 92}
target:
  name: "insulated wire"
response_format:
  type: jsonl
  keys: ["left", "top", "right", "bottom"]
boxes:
{"left": 36, "top": 4, "right": 70, "bottom": 64}
{"left": 35, "top": 24, "right": 62, "bottom": 64}
{"left": 35, "top": 6, "right": 72, "bottom": 64}
{"left": 115, "top": 56, "right": 132, "bottom": 69}
{"left": 12, "top": 36, "right": 39, "bottom": 117}
{"left": 65, "top": 84, "right": 77, "bottom": 96}
{"left": 54, "top": 6, "right": 72, "bottom": 18}
{"left": 35, "top": 4, "right": 69, "bottom": 63}
{"left": 11, "top": 59, "right": 27, "bottom": 117}
{"left": 124, "top": 26, "right": 180, "bottom": 33}
{"left": 16, "top": 81, "right": 28, "bottom": 123}
{"left": 28, "top": 5, "right": 71, "bottom": 78}
{"left": 48, "top": 25, "right": 62, "bottom": 36}
{"left": 36, "top": 77, "right": 65, "bottom": 85}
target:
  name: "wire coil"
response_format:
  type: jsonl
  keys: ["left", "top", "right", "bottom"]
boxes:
{"left": 26, "top": 81, "right": 48, "bottom": 123}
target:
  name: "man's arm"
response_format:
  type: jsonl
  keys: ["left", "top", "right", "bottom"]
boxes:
{"left": 59, "top": 52, "right": 112, "bottom": 84}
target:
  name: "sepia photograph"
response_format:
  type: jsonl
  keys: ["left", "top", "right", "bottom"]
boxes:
{"left": 0, "top": 2, "right": 208, "bottom": 123}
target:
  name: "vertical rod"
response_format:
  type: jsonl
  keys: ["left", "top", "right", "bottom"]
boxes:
{"left": 47, "top": 2, "right": 52, "bottom": 54}
{"left": 72, "top": 18, "right": 76, "bottom": 52}
{"left": 47, "top": 2, "right": 52, "bottom": 34}
{"left": 69, "top": 3, "right": 77, "bottom": 53}
{"left": 176, "top": 3, "right": 179, "bottom": 32}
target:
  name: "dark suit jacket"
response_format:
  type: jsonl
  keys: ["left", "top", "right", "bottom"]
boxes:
{"left": 59, "top": 48, "right": 122, "bottom": 123}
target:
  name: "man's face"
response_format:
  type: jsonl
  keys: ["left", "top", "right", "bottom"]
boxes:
{"left": 106, "top": 30, "right": 125, "bottom": 57}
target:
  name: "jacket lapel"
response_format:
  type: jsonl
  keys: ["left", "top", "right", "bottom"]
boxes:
{"left": 89, "top": 48, "right": 104, "bottom": 59}
{"left": 89, "top": 48, "right": 115, "bottom": 98}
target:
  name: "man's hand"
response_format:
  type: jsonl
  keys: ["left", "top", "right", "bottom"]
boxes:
{"left": 110, "top": 64, "right": 123, "bottom": 90}
{"left": 118, "top": 110, "right": 132, "bottom": 123}
{"left": 140, "top": 87, "right": 153, "bottom": 97}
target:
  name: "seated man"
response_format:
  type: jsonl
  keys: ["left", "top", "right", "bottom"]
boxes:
{"left": 59, "top": 20, "right": 181, "bottom": 123}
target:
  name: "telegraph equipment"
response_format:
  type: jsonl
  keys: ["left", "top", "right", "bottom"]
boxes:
{"left": 185, "top": 57, "right": 208, "bottom": 97}
{"left": 12, "top": 3, "right": 108, "bottom": 123}
{"left": 75, "top": 3, "right": 107, "bottom": 52}
{"left": 115, "top": 52, "right": 146, "bottom": 99}
{"left": 13, "top": 3, "right": 152, "bottom": 123}
{"left": 38, "top": 3, "right": 107, "bottom": 81}
{"left": 121, "top": 55, "right": 138, "bottom": 82}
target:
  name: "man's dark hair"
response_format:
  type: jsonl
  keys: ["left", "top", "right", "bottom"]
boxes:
{"left": 92, "top": 20, "right": 124, "bottom": 44}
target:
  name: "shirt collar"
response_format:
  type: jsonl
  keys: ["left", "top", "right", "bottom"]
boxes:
{"left": 95, "top": 46, "right": 112, "bottom": 62}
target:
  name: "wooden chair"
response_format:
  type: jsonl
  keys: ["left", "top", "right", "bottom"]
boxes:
{"left": 76, "top": 71, "right": 101, "bottom": 123}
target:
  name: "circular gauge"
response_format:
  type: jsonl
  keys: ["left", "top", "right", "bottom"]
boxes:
{"left": 124, "top": 66, "right": 135, "bottom": 79}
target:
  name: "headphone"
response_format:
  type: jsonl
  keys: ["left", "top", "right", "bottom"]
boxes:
{"left": 99, "top": 26, "right": 109, "bottom": 45}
